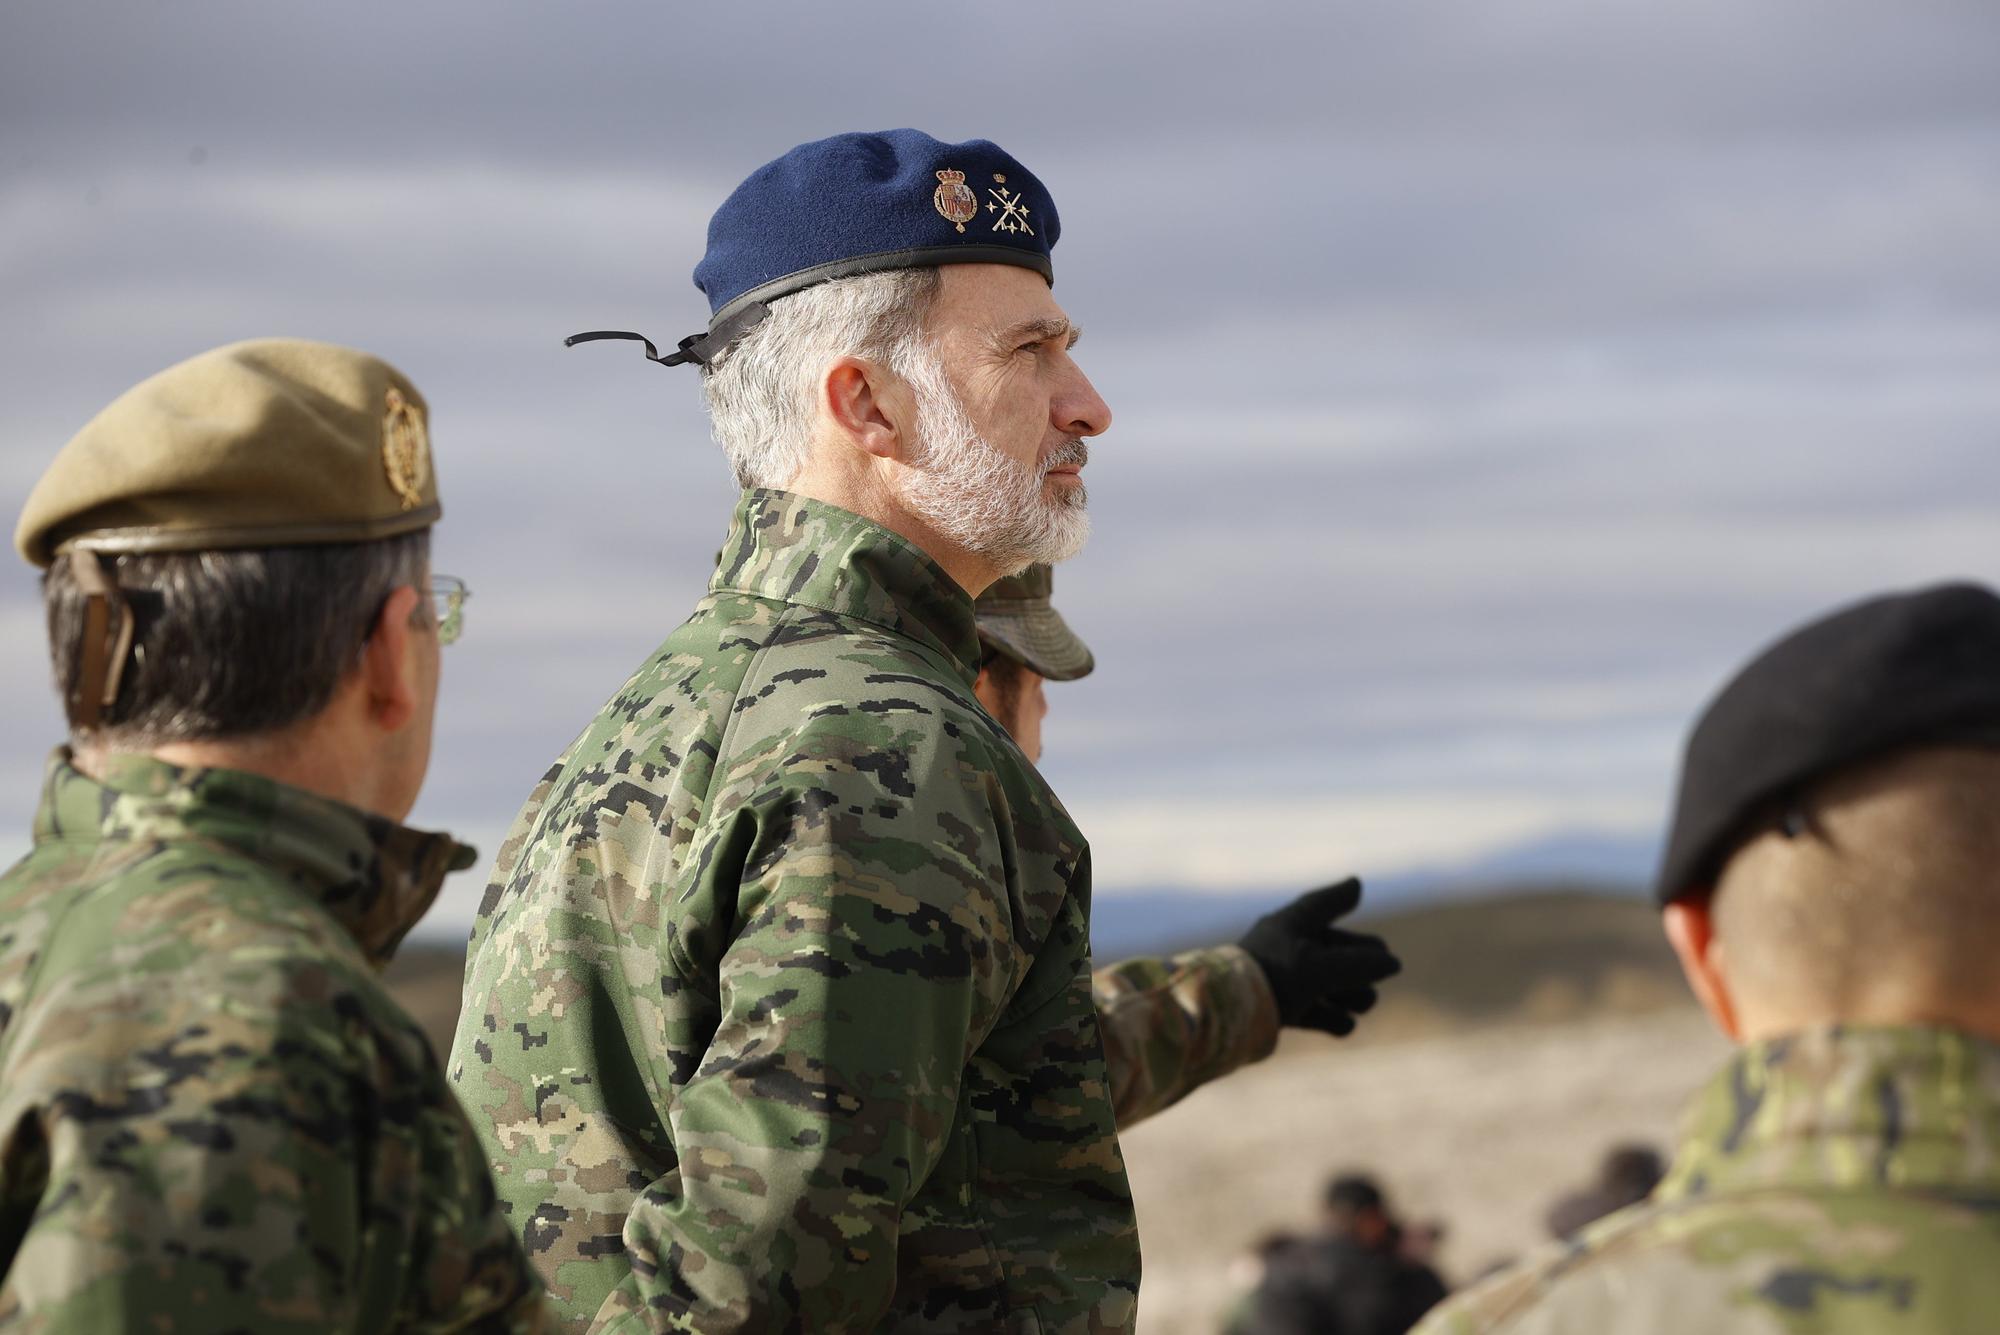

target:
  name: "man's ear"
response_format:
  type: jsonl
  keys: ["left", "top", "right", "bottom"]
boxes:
{"left": 1663, "top": 893, "right": 1742, "bottom": 1041}
{"left": 822, "top": 357, "right": 912, "bottom": 462}
{"left": 970, "top": 665, "right": 999, "bottom": 715}
{"left": 359, "top": 585, "right": 423, "bottom": 734}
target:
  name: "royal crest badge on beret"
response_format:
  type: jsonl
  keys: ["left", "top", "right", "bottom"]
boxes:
{"left": 934, "top": 169, "right": 978, "bottom": 233}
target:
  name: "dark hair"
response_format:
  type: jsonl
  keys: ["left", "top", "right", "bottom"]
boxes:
{"left": 979, "top": 643, "right": 1027, "bottom": 724}
{"left": 1324, "top": 1173, "right": 1386, "bottom": 1216}
{"left": 44, "top": 531, "right": 429, "bottom": 746}
{"left": 1600, "top": 1145, "right": 1665, "bottom": 1200}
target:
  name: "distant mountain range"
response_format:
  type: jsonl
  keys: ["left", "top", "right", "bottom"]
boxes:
{"left": 385, "top": 874, "right": 1692, "bottom": 1058}
{"left": 381, "top": 825, "right": 1681, "bottom": 1056}
{"left": 1089, "top": 824, "right": 1660, "bottom": 958}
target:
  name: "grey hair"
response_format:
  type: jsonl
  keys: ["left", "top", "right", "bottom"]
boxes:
{"left": 44, "top": 532, "right": 430, "bottom": 748}
{"left": 700, "top": 268, "right": 942, "bottom": 488}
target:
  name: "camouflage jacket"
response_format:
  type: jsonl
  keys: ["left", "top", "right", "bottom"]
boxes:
{"left": 1415, "top": 1025, "right": 2000, "bottom": 1334}
{"left": 0, "top": 751, "right": 549, "bottom": 1333}
{"left": 450, "top": 490, "right": 1142, "bottom": 1333}
{"left": 1091, "top": 944, "right": 1278, "bottom": 1128}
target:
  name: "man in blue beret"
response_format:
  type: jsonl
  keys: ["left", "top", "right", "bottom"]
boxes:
{"left": 452, "top": 129, "right": 1396, "bottom": 1334}
{"left": 1417, "top": 583, "right": 2000, "bottom": 1334}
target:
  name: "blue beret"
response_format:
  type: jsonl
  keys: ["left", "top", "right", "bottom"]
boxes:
{"left": 567, "top": 129, "right": 1059, "bottom": 369}
{"left": 697, "top": 128, "right": 1058, "bottom": 320}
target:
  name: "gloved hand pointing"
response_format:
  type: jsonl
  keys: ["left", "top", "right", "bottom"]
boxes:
{"left": 1236, "top": 877, "right": 1401, "bottom": 1037}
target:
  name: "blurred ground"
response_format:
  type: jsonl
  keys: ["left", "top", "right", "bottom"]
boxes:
{"left": 1121, "top": 1007, "right": 1728, "bottom": 1333}
{"left": 385, "top": 889, "right": 1727, "bottom": 1333}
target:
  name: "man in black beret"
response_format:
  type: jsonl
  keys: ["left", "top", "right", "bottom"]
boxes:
{"left": 1417, "top": 582, "right": 2000, "bottom": 1334}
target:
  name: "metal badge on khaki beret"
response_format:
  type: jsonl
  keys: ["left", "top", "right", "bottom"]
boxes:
{"left": 975, "top": 563, "right": 1095, "bottom": 682}
{"left": 567, "top": 128, "right": 1060, "bottom": 370}
{"left": 381, "top": 385, "right": 431, "bottom": 512}
{"left": 15, "top": 337, "right": 441, "bottom": 568}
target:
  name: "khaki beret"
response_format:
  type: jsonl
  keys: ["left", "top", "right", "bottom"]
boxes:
{"left": 16, "top": 338, "right": 442, "bottom": 568}
{"left": 975, "top": 563, "right": 1095, "bottom": 682}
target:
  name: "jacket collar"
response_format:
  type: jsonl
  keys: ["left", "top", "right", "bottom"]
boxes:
{"left": 32, "top": 748, "right": 474, "bottom": 966}
{"left": 1659, "top": 1024, "right": 2000, "bottom": 1200}
{"left": 709, "top": 489, "right": 984, "bottom": 686}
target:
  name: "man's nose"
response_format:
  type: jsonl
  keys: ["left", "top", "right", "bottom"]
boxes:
{"left": 1055, "top": 364, "right": 1112, "bottom": 439}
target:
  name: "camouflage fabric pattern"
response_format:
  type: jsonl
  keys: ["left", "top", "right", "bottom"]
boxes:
{"left": 973, "top": 562, "right": 1093, "bottom": 682}
{"left": 0, "top": 751, "right": 550, "bottom": 1332}
{"left": 1092, "top": 944, "right": 1279, "bottom": 1128}
{"left": 450, "top": 490, "right": 1140, "bottom": 1333}
{"left": 1414, "top": 1025, "right": 2000, "bottom": 1334}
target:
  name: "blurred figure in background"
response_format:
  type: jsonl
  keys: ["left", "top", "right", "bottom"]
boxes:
{"left": 1323, "top": 1174, "right": 1404, "bottom": 1252}
{"left": 1228, "top": 1232, "right": 1309, "bottom": 1308}
{"left": 1399, "top": 1219, "right": 1448, "bottom": 1269}
{"left": 1229, "top": 1173, "right": 1449, "bottom": 1335}
{"left": 972, "top": 565, "right": 1402, "bottom": 1128}
{"left": 1418, "top": 583, "right": 2000, "bottom": 1333}
{"left": 1542, "top": 1143, "right": 1665, "bottom": 1240}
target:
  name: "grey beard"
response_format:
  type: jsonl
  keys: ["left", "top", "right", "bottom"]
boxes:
{"left": 898, "top": 360, "right": 1092, "bottom": 573}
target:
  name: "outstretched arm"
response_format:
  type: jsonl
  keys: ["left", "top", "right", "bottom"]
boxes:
{"left": 1093, "top": 944, "right": 1282, "bottom": 1127}
{"left": 1094, "top": 879, "right": 1401, "bottom": 1129}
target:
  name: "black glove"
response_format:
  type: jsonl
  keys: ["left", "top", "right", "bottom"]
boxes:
{"left": 1237, "top": 877, "right": 1401, "bottom": 1037}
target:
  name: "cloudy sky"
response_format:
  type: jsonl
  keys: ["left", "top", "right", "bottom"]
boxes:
{"left": 4, "top": 1, "right": 1997, "bottom": 936}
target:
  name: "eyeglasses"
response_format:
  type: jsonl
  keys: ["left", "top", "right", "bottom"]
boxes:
{"left": 429, "top": 575, "right": 469, "bottom": 645}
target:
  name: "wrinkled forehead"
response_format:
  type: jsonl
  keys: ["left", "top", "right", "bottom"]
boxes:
{"left": 929, "top": 263, "right": 1070, "bottom": 343}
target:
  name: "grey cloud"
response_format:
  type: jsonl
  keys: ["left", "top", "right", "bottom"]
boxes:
{"left": 8, "top": 2, "right": 1998, "bottom": 167}
{"left": 3, "top": 0, "right": 1998, "bottom": 908}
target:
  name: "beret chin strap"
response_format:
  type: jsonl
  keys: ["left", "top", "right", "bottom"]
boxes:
{"left": 564, "top": 301, "right": 773, "bottom": 370}
{"left": 68, "top": 548, "right": 135, "bottom": 731}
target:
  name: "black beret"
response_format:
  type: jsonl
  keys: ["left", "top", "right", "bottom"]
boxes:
{"left": 1655, "top": 582, "right": 2000, "bottom": 903}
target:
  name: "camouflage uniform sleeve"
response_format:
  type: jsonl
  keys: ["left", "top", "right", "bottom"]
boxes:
{"left": 589, "top": 734, "right": 1021, "bottom": 1333}
{"left": 401, "top": 1042, "right": 562, "bottom": 1334}
{"left": 1092, "top": 943, "right": 1281, "bottom": 1128}
{"left": 1407, "top": 1247, "right": 1566, "bottom": 1335}
{"left": 0, "top": 962, "right": 550, "bottom": 1333}
{"left": 1409, "top": 1298, "right": 1499, "bottom": 1334}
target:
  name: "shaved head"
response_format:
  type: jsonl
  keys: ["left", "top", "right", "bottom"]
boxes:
{"left": 1710, "top": 746, "right": 2000, "bottom": 1031}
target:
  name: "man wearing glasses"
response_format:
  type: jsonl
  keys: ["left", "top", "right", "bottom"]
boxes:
{"left": 0, "top": 339, "right": 547, "bottom": 1331}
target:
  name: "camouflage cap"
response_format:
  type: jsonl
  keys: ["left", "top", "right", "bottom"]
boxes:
{"left": 975, "top": 564, "right": 1094, "bottom": 682}
{"left": 15, "top": 338, "right": 441, "bottom": 568}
